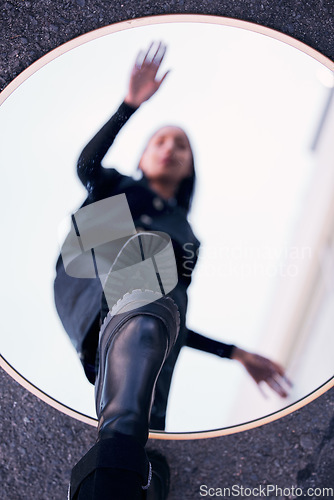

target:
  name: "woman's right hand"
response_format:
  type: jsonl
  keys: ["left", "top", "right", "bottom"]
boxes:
{"left": 124, "top": 41, "right": 169, "bottom": 108}
{"left": 231, "top": 347, "right": 292, "bottom": 398}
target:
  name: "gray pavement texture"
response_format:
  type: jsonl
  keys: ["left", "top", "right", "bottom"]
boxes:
{"left": 1, "top": 1, "right": 334, "bottom": 499}
{"left": 0, "top": 367, "right": 333, "bottom": 499}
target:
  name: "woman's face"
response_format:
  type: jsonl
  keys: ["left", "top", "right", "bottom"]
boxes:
{"left": 139, "top": 126, "right": 193, "bottom": 185}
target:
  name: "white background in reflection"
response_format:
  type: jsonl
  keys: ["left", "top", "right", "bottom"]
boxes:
{"left": 0, "top": 22, "right": 330, "bottom": 431}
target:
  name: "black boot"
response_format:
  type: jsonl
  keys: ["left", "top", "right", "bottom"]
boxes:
{"left": 69, "top": 228, "right": 179, "bottom": 499}
{"left": 70, "top": 431, "right": 150, "bottom": 500}
{"left": 96, "top": 290, "right": 180, "bottom": 446}
{"left": 69, "top": 290, "right": 179, "bottom": 499}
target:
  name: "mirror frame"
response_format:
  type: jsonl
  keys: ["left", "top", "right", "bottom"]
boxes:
{"left": 1, "top": 13, "right": 333, "bottom": 440}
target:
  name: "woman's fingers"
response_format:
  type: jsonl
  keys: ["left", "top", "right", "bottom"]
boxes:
{"left": 232, "top": 348, "right": 293, "bottom": 399}
{"left": 156, "top": 69, "right": 170, "bottom": 86}
{"left": 134, "top": 49, "right": 145, "bottom": 69}
{"left": 151, "top": 43, "right": 166, "bottom": 70}
{"left": 242, "top": 353, "right": 292, "bottom": 398}
{"left": 265, "top": 375, "right": 289, "bottom": 398}
{"left": 125, "top": 41, "right": 169, "bottom": 107}
{"left": 257, "top": 382, "right": 269, "bottom": 399}
{"left": 282, "top": 374, "right": 293, "bottom": 387}
{"left": 257, "top": 363, "right": 292, "bottom": 398}
{"left": 133, "top": 42, "right": 169, "bottom": 86}
{"left": 257, "top": 373, "right": 291, "bottom": 398}
{"left": 264, "top": 361, "right": 293, "bottom": 393}
{"left": 142, "top": 41, "right": 155, "bottom": 66}
{"left": 138, "top": 41, "right": 167, "bottom": 72}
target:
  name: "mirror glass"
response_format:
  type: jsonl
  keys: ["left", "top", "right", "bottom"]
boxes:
{"left": 1, "top": 18, "right": 334, "bottom": 434}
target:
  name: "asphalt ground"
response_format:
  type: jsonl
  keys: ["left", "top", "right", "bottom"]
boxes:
{"left": 1, "top": 1, "right": 334, "bottom": 499}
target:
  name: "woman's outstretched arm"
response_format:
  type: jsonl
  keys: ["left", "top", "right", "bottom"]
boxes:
{"left": 185, "top": 328, "right": 236, "bottom": 358}
{"left": 77, "top": 41, "right": 169, "bottom": 193}
{"left": 77, "top": 102, "right": 137, "bottom": 192}
{"left": 185, "top": 329, "right": 291, "bottom": 398}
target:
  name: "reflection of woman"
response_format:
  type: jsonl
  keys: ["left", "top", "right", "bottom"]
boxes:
{"left": 55, "top": 42, "right": 289, "bottom": 499}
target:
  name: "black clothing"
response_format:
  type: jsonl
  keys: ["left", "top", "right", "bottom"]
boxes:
{"left": 54, "top": 101, "right": 235, "bottom": 429}
{"left": 186, "top": 329, "right": 235, "bottom": 358}
{"left": 96, "top": 292, "right": 180, "bottom": 446}
{"left": 70, "top": 432, "right": 150, "bottom": 500}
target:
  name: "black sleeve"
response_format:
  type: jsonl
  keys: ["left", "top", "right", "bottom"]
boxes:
{"left": 77, "top": 101, "right": 138, "bottom": 194}
{"left": 185, "top": 328, "right": 236, "bottom": 359}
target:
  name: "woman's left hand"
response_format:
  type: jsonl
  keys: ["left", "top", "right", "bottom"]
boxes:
{"left": 124, "top": 41, "right": 170, "bottom": 108}
{"left": 231, "top": 347, "right": 292, "bottom": 398}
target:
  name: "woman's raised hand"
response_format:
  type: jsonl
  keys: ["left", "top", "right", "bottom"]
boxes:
{"left": 231, "top": 347, "right": 292, "bottom": 398}
{"left": 124, "top": 41, "right": 169, "bottom": 108}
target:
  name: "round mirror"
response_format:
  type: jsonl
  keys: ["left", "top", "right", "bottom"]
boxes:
{"left": 1, "top": 15, "right": 333, "bottom": 437}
